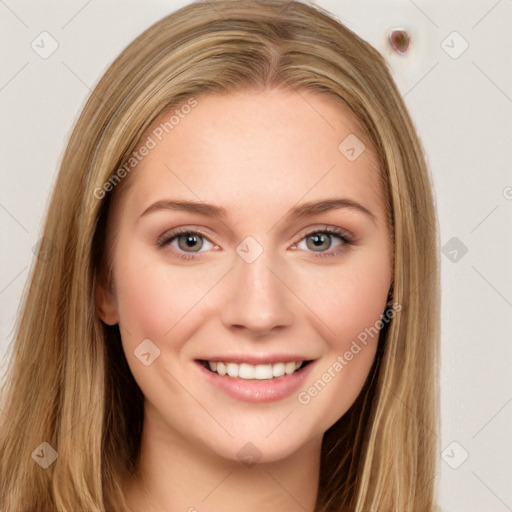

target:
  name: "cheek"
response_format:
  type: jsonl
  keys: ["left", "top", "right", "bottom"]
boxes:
{"left": 297, "top": 249, "right": 391, "bottom": 350}
{"left": 112, "top": 245, "right": 224, "bottom": 344}
{"left": 293, "top": 248, "right": 390, "bottom": 424}
{"left": 113, "top": 259, "right": 170, "bottom": 340}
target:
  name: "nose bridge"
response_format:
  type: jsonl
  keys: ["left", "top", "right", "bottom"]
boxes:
{"left": 220, "top": 237, "right": 294, "bottom": 334}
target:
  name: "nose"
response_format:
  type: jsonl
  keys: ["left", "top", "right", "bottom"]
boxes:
{"left": 220, "top": 247, "right": 295, "bottom": 338}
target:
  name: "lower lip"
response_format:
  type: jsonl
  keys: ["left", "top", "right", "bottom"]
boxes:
{"left": 196, "top": 361, "right": 316, "bottom": 403}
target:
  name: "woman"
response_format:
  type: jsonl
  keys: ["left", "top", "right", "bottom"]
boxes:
{"left": 0, "top": 1, "right": 440, "bottom": 510}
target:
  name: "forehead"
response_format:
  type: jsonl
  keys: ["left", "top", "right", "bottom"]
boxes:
{"left": 119, "top": 88, "right": 385, "bottom": 223}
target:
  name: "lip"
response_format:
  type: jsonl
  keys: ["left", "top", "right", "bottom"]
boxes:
{"left": 196, "top": 353, "right": 312, "bottom": 365}
{"left": 195, "top": 358, "right": 316, "bottom": 403}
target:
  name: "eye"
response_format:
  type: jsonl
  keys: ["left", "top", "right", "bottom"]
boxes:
{"left": 157, "top": 225, "right": 353, "bottom": 261}
{"left": 291, "top": 226, "right": 353, "bottom": 258}
{"left": 157, "top": 227, "right": 218, "bottom": 260}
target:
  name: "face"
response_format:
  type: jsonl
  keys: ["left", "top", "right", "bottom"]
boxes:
{"left": 97, "top": 88, "right": 393, "bottom": 464}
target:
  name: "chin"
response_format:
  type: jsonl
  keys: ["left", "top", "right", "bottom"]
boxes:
{"left": 194, "top": 419, "right": 321, "bottom": 466}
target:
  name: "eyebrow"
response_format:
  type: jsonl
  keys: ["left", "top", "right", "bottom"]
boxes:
{"left": 139, "top": 198, "right": 375, "bottom": 222}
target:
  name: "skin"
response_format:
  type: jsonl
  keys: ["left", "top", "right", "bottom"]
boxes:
{"left": 96, "top": 88, "right": 393, "bottom": 512}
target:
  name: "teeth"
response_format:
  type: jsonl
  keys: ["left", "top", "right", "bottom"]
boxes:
{"left": 285, "top": 361, "right": 296, "bottom": 375}
{"left": 226, "top": 363, "right": 238, "bottom": 377}
{"left": 254, "top": 364, "right": 272, "bottom": 380}
{"left": 239, "top": 363, "right": 255, "bottom": 379}
{"left": 272, "top": 362, "right": 285, "bottom": 378}
{"left": 207, "top": 360, "right": 304, "bottom": 380}
{"left": 216, "top": 362, "right": 227, "bottom": 376}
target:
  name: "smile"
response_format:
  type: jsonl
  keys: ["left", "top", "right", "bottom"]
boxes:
{"left": 195, "top": 356, "right": 316, "bottom": 403}
{"left": 200, "top": 360, "right": 312, "bottom": 380}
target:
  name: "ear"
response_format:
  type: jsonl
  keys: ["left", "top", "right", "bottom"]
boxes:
{"left": 95, "top": 270, "right": 119, "bottom": 325}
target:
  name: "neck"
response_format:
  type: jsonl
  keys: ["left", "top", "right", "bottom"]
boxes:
{"left": 123, "top": 403, "right": 322, "bottom": 512}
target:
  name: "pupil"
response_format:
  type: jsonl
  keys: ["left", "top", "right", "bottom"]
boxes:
{"left": 180, "top": 234, "right": 202, "bottom": 252}
{"left": 309, "top": 233, "right": 330, "bottom": 251}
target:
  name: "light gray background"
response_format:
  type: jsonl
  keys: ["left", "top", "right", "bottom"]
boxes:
{"left": 1, "top": 1, "right": 511, "bottom": 511}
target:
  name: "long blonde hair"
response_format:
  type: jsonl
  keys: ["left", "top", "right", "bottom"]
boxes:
{"left": 0, "top": 1, "right": 440, "bottom": 510}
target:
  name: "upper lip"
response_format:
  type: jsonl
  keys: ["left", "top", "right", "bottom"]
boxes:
{"left": 196, "top": 354, "right": 315, "bottom": 365}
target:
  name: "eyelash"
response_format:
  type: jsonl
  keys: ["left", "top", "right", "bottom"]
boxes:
{"left": 156, "top": 226, "right": 353, "bottom": 261}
